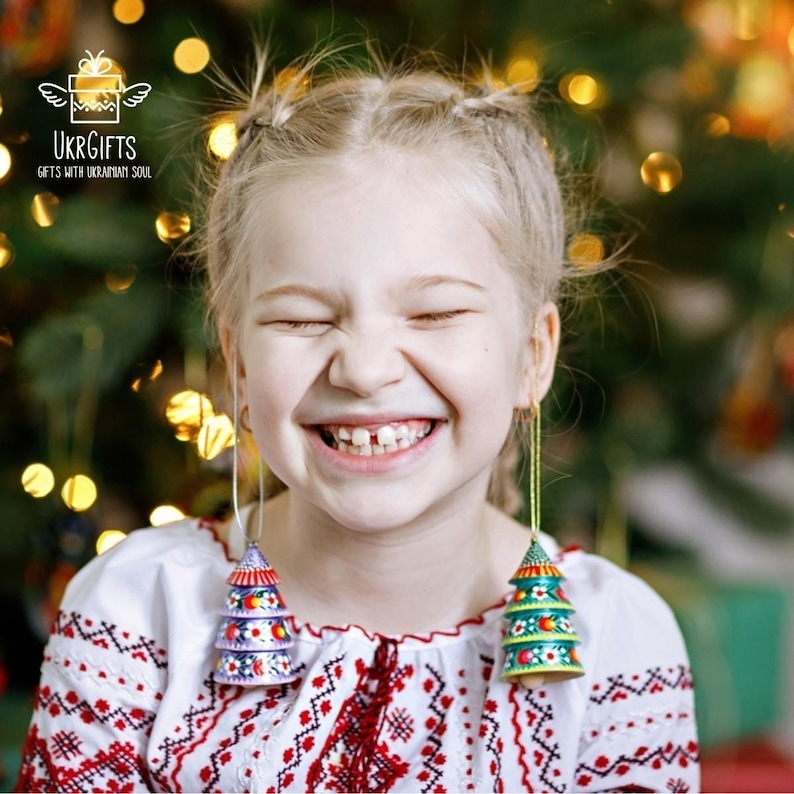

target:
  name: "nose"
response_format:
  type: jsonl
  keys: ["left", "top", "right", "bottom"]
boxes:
{"left": 328, "top": 329, "right": 406, "bottom": 396}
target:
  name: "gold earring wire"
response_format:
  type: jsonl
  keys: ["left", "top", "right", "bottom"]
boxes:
{"left": 232, "top": 355, "right": 263, "bottom": 545}
{"left": 500, "top": 322, "right": 585, "bottom": 686}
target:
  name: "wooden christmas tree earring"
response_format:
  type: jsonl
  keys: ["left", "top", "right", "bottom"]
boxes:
{"left": 501, "top": 350, "right": 585, "bottom": 689}
{"left": 213, "top": 359, "right": 298, "bottom": 686}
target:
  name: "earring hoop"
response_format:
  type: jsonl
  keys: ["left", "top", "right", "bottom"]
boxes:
{"left": 239, "top": 405, "right": 252, "bottom": 433}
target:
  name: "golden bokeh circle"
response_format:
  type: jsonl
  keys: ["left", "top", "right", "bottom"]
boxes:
{"left": 155, "top": 211, "right": 191, "bottom": 242}
{"left": 208, "top": 119, "right": 238, "bottom": 160}
{"left": 196, "top": 414, "right": 235, "bottom": 460}
{"left": 106, "top": 265, "right": 138, "bottom": 294}
{"left": 22, "top": 463, "right": 55, "bottom": 498}
{"left": 506, "top": 57, "right": 541, "bottom": 93}
{"left": 61, "top": 474, "right": 98, "bottom": 511}
{"left": 31, "top": 192, "right": 60, "bottom": 227}
{"left": 74, "top": 57, "right": 127, "bottom": 104}
{"left": 113, "top": 0, "right": 145, "bottom": 24}
{"left": 174, "top": 38, "right": 211, "bottom": 74}
{"left": 150, "top": 504, "right": 186, "bottom": 526}
{"left": 96, "top": 529, "right": 128, "bottom": 555}
{"left": 165, "top": 390, "right": 215, "bottom": 430}
{"left": 568, "top": 233, "right": 605, "bottom": 269}
{"left": 0, "top": 233, "right": 14, "bottom": 269}
{"left": 640, "top": 151, "right": 683, "bottom": 194}
{"left": 0, "top": 143, "right": 11, "bottom": 182}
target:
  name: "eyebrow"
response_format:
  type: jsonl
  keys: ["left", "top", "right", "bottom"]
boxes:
{"left": 253, "top": 284, "right": 332, "bottom": 303}
{"left": 403, "top": 275, "right": 487, "bottom": 293}
{"left": 254, "top": 275, "right": 487, "bottom": 303}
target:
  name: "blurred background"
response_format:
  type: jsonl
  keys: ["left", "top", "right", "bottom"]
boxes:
{"left": 1, "top": 0, "right": 794, "bottom": 790}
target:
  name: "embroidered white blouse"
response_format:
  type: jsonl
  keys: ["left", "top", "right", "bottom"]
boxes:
{"left": 17, "top": 518, "right": 699, "bottom": 793}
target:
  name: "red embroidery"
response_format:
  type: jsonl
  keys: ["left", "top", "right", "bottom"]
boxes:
{"left": 52, "top": 611, "right": 169, "bottom": 670}
{"left": 590, "top": 665, "right": 693, "bottom": 704}
{"left": 16, "top": 726, "right": 149, "bottom": 792}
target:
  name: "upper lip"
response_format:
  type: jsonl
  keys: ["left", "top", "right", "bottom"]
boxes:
{"left": 307, "top": 414, "right": 443, "bottom": 427}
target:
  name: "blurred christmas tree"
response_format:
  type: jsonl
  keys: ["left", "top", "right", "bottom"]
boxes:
{"left": 1, "top": 0, "right": 793, "bottom": 678}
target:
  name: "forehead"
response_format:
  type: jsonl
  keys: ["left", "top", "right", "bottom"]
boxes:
{"left": 242, "top": 153, "right": 507, "bottom": 289}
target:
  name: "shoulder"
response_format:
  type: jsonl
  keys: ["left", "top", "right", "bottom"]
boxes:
{"left": 550, "top": 543, "right": 689, "bottom": 672}
{"left": 57, "top": 517, "right": 233, "bottom": 628}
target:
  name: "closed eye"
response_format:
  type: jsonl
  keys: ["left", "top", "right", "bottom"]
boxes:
{"left": 267, "top": 320, "right": 334, "bottom": 335}
{"left": 278, "top": 320, "right": 331, "bottom": 328}
{"left": 410, "top": 310, "right": 470, "bottom": 323}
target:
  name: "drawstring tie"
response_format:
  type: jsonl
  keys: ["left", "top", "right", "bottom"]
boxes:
{"left": 348, "top": 636, "right": 399, "bottom": 791}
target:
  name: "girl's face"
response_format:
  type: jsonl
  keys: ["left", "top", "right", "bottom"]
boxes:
{"left": 233, "top": 156, "right": 551, "bottom": 533}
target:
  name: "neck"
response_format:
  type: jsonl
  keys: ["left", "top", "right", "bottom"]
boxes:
{"left": 260, "top": 486, "right": 511, "bottom": 635}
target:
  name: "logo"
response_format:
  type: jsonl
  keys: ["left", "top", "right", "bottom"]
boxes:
{"left": 35, "top": 50, "right": 154, "bottom": 180}
{"left": 38, "top": 50, "right": 151, "bottom": 125}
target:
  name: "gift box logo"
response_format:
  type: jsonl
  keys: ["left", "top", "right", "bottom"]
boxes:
{"left": 39, "top": 50, "right": 151, "bottom": 125}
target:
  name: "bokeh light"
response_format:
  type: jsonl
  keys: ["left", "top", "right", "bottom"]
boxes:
{"left": 506, "top": 57, "right": 541, "bottom": 93}
{"left": 22, "top": 463, "right": 55, "bottom": 498}
{"left": 150, "top": 504, "right": 186, "bottom": 526}
{"left": 61, "top": 474, "right": 98, "bottom": 511}
{"left": 0, "top": 143, "right": 11, "bottom": 182}
{"left": 731, "top": 0, "right": 765, "bottom": 40}
{"left": 560, "top": 72, "right": 604, "bottom": 108}
{"left": 640, "top": 151, "right": 683, "bottom": 194}
{"left": 112, "top": 0, "right": 145, "bottom": 24}
{"left": 31, "top": 192, "right": 60, "bottom": 227}
{"left": 0, "top": 233, "right": 14, "bottom": 269}
{"left": 208, "top": 118, "right": 238, "bottom": 160}
{"left": 155, "top": 211, "right": 191, "bottom": 242}
{"left": 702, "top": 112, "right": 731, "bottom": 136}
{"left": 106, "top": 265, "right": 138, "bottom": 294}
{"left": 74, "top": 56, "right": 126, "bottom": 106}
{"left": 273, "top": 66, "right": 310, "bottom": 97}
{"left": 568, "top": 233, "right": 605, "bottom": 269}
{"left": 196, "top": 414, "right": 235, "bottom": 460}
{"left": 96, "top": 529, "right": 128, "bottom": 554}
{"left": 165, "top": 390, "right": 215, "bottom": 436}
{"left": 733, "top": 54, "right": 789, "bottom": 119}
{"left": 174, "top": 38, "right": 210, "bottom": 74}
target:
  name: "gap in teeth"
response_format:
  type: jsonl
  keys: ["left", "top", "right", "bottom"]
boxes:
{"left": 323, "top": 421, "right": 433, "bottom": 455}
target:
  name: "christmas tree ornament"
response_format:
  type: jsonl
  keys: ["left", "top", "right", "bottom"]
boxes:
{"left": 501, "top": 532, "right": 585, "bottom": 687}
{"left": 502, "top": 372, "right": 585, "bottom": 689}
{"left": 213, "top": 359, "right": 297, "bottom": 686}
{"left": 214, "top": 541, "right": 296, "bottom": 685}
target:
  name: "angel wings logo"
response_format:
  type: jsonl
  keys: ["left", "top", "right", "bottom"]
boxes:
{"left": 39, "top": 50, "right": 151, "bottom": 125}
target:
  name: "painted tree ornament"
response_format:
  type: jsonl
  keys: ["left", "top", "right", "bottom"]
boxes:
{"left": 213, "top": 542, "right": 297, "bottom": 686}
{"left": 501, "top": 535, "right": 585, "bottom": 686}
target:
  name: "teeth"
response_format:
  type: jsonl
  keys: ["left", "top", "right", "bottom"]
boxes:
{"left": 376, "top": 426, "right": 396, "bottom": 446}
{"left": 321, "top": 420, "right": 434, "bottom": 456}
{"left": 351, "top": 427, "right": 370, "bottom": 446}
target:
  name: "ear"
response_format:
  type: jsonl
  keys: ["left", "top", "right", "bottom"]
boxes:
{"left": 517, "top": 302, "right": 560, "bottom": 408}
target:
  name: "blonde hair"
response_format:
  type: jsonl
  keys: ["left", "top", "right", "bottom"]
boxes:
{"left": 200, "top": 48, "right": 594, "bottom": 515}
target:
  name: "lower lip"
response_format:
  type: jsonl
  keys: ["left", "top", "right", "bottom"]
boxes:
{"left": 306, "top": 422, "right": 444, "bottom": 474}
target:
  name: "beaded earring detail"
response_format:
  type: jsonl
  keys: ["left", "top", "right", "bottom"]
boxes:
{"left": 501, "top": 374, "right": 585, "bottom": 689}
{"left": 213, "top": 362, "right": 298, "bottom": 686}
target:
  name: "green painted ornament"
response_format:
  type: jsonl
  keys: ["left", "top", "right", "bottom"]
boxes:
{"left": 501, "top": 535, "right": 585, "bottom": 689}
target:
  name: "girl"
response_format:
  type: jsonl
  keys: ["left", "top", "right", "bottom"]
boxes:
{"left": 17, "top": 50, "right": 699, "bottom": 792}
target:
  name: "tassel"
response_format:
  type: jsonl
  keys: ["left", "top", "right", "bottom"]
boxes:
{"left": 214, "top": 542, "right": 297, "bottom": 686}
{"left": 501, "top": 535, "right": 584, "bottom": 688}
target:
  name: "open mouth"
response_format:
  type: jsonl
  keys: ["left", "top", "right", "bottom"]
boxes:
{"left": 317, "top": 419, "right": 437, "bottom": 456}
